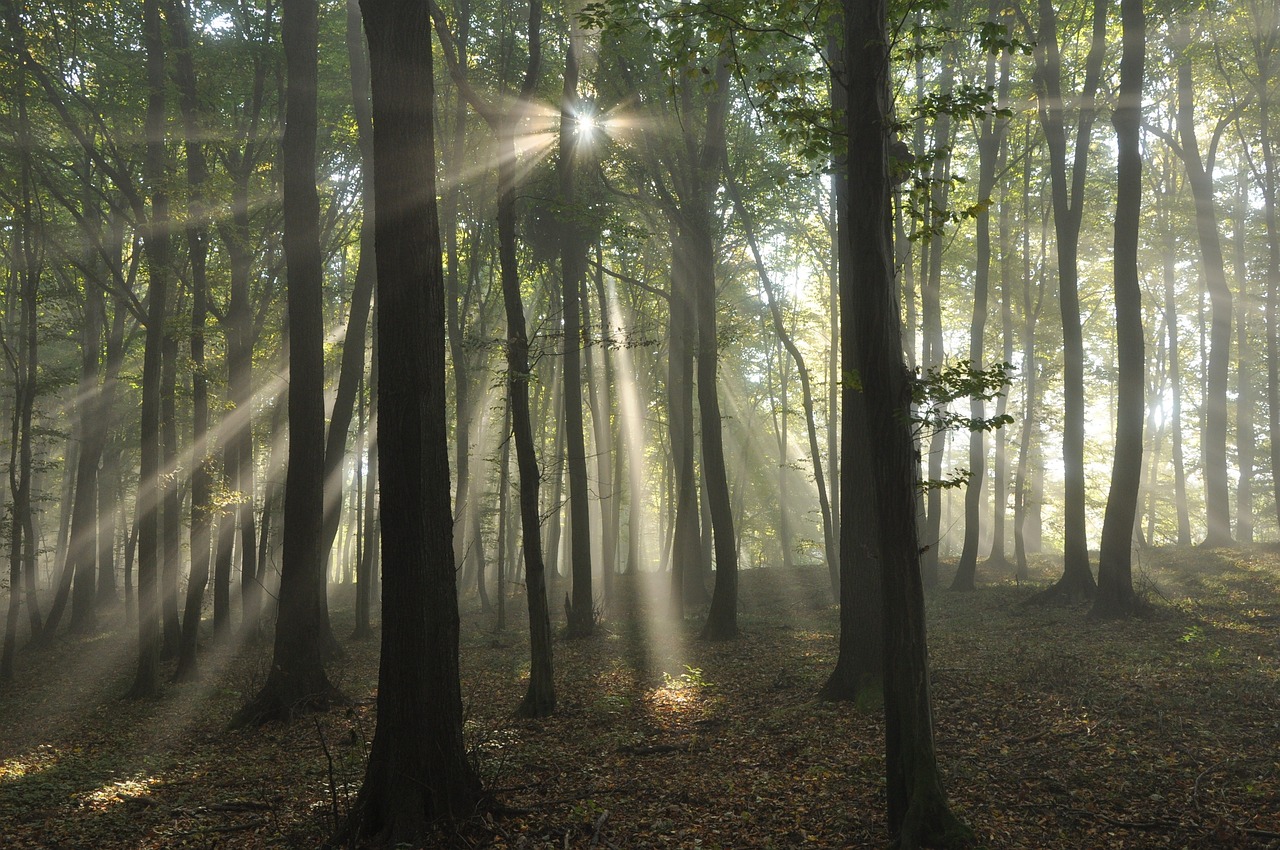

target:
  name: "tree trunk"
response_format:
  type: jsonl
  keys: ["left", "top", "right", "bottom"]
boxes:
{"left": 171, "top": 0, "right": 213, "bottom": 681}
{"left": 821, "top": 75, "right": 882, "bottom": 701}
{"left": 1234, "top": 170, "right": 1254, "bottom": 543}
{"left": 127, "top": 0, "right": 169, "bottom": 699}
{"left": 560, "top": 17, "right": 595, "bottom": 638}
{"left": 668, "top": 231, "right": 700, "bottom": 617}
{"left": 1174, "top": 20, "right": 1234, "bottom": 547}
{"left": 350, "top": 0, "right": 483, "bottom": 834}
{"left": 353, "top": 316, "right": 378, "bottom": 640}
{"left": 232, "top": 0, "right": 339, "bottom": 724}
{"left": 988, "top": 130, "right": 1015, "bottom": 569}
{"left": 300, "top": 0, "right": 377, "bottom": 661}
{"left": 725, "top": 165, "right": 837, "bottom": 600}
{"left": 843, "top": 1, "right": 970, "bottom": 843}
{"left": 1093, "top": 0, "right": 1145, "bottom": 619}
{"left": 952, "top": 29, "right": 1007, "bottom": 592}
{"left": 1028, "top": 0, "right": 1106, "bottom": 602}
{"left": 920, "top": 41, "right": 954, "bottom": 587}
{"left": 1261, "top": 34, "right": 1280, "bottom": 535}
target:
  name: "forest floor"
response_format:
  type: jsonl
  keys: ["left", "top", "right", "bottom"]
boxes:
{"left": 1, "top": 546, "right": 1279, "bottom": 849}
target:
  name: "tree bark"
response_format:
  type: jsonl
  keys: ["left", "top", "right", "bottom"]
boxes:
{"left": 232, "top": 0, "right": 339, "bottom": 724}
{"left": 1026, "top": 0, "right": 1106, "bottom": 601}
{"left": 170, "top": 0, "right": 214, "bottom": 681}
{"left": 127, "top": 0, "right": 169, "bottom": 699}
{"left": 1173, "top": 19, "right": 1234, "bottom": 547}
{"left": 1093, "top": 0, "right": 1145, "bottom": 619}
{"left": 561, "top": 14, "right": 595, "bottom": 638}
{"left": 842, "top": 0, "right": 970, "bottom": 843}
{"left": 350, "top": 0, "right": 484, "bottom": 835}
{"left": 952, "top": 25, "right": 1007, "bottom": 592}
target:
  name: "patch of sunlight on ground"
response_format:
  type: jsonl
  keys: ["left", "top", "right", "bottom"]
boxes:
{"left": 79, "top": 773, "right": 161, "bottom": 810}
{"left": 0, "top": 743, "right": 59, "bottom": 782}
{"left": 645, "top": 666, "right": 712, "bottom": 716}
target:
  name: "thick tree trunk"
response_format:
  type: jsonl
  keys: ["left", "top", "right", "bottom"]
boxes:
{"left": 667, "top": 232, "right": 700, "bottom": 617}
{"left": 821, "top": 143, "right": 882, "bottom": 703}
{"left": 843, "top": 1, "right": 969, "bottom": 843}
{"left": 350, "top": 0, "right": 483, "bottom": 835}
{"left": 67, "top": 280, "right": 104, "bottom": 634}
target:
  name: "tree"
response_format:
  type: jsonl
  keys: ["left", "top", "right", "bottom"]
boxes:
{"left": 350, "top": 0, "right": 484, "bottom": 837}
{"left": 170, "top": 0, "right": 214, "bottom": 682}
{"left": 951, "top": 4, "right": 1010, "bottom": 593}
{"left": 842, "top": 0, "right": 969, "bottom": 844}
{"left": 1167, "top": 17, "right": 1237, "bottom": 548}
{"left": 1093, "top": 0, "right": 1145, "bottom": 619}
{"left": 429, "top": 0, "right": 555, "bottom": 716}
{"left": 126, "top": 0, "right": 170, "bottom": 700}
{"left": 560, "top": 5, "right": 596, "bottom": 638}
{"left": 1020, "top": 0, "right": 1107, "bottom": 602}
{"left": 233, "top": 0, "right": 339, "bottom": 724}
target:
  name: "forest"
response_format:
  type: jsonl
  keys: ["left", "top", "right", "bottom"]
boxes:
{"left": 1, "top": 0, "right": 1279, "bottom": 845}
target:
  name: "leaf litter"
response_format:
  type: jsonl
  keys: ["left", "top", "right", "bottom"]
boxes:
{"left": 0, "top": 546, "right": 1277, "bottom": 848}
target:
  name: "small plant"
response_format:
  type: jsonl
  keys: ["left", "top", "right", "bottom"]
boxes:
{"left": 663, "top": 665, "right": 711, "bottom": 690}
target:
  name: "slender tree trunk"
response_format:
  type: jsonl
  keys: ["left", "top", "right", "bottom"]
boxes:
{"left": 988, "top": 136, "right": 1015, "bottom": 568}
{"left": 2, "top": 50, "right": 41, "bottom": 670}
{"left": 353, "top": 316, "right": 378, "bottom": 640}
{"left": 1173, "top": 21, "right": 1234, "bottom": 547}
{"left": 1234, "top": 170, "right": 1254, "bottom": 543}
{"left": 920, "top": 42, "right": 953, "bottom": 587}
{"left": 589, "top": 258, "right": 620, "bottom": 601}
{"left": 233, "top": 0, "right": 339, "bottom": 724}
{"left": 160, "top": 320, "right": 182, "bottom": 658}
{"left": 1028, "top": 0, "right": 1106, "bottom": 601}
{"left": 725, "top": 166, "right": 837, "bottom": 600}
{"left": 496, "top": 113, "right": 557, "bottom": 712}
{"left": 171, "top": 0, "right": 213, "bottom": 681}
{"left": 953, "top": 31, "right": 1007, "bottom": 591}
{"left": 296, "top": 0, "right": 377, "bottom": 661}
{"left": 1261, "top": 38, "right": 1280, "bottom": 534}
{"left": 1158, "top": 168, "right": 1193, "bottom": 544}
{"left": 127, "top": 0, "right": 170, "bottom": 698}
{"left": 1093, "top": 0, "right": 1145, "bottom": 618}
{"left": 560, "top": 16, "right": 595, "bottom": 637}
